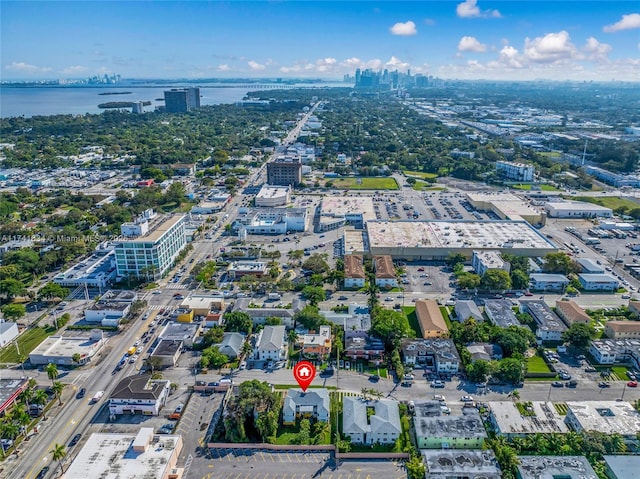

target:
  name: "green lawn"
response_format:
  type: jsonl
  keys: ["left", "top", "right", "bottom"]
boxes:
{"left": 573, "top": 195, "right": 640, "bottom": 212}
{"left": 403, "top": 170, "right": 438, "bottom": 179}
{"left": 611, "top": 365, "right": 630, "bottom": 380}
{"left": 331, "top": 177, "right": 399, "bottom": 190}
{"left": 527, "top": 355, "right": 552, "bottom": 373}
{"left": 0, "top": 326, "right": 56, "bottom": 365}
{"left": 511, "top": 184, "right": 560, "bottom": 191}
{"left": 402, "top": 306, "right": 422, "bottom": 338}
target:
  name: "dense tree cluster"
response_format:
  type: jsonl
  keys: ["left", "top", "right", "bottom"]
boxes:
{"left": 223, "top": 380, "right": 280, "bottom": 443}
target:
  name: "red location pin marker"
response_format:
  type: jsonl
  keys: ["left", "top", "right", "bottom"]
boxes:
{"left": 293, "top": 361, "right": 316, "bottom": 392}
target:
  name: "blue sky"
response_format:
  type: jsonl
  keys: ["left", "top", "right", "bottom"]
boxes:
{"left": 1, "top": 1, "right": 639, "bottom": 81}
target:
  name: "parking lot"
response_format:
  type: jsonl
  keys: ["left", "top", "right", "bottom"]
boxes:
{"left": 189, "top": 449, "right": 406, "bottom": 479}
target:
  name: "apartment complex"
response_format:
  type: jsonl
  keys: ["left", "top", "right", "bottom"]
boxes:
{"left": 496, "top": 160, "right": 535, "bottom": 182}
{"left": 114, "top": 210, "right": 186, "bottom": 280}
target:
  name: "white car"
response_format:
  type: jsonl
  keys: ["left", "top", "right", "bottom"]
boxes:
{"left": 152, "top": 290, "right": 162, "bottom": 295}
{"left": 134, "top": 340, "right": 141, "bottom": 347}
{"left": 129, "top": 355, "right": 138, "bottom": 364}
{"left": 461, "top": 395, "right": 474, "bottom": 402}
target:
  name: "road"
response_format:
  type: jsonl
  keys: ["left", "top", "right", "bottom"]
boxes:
{"left": 2, "top": 101, "right": 323, "bottom": 479}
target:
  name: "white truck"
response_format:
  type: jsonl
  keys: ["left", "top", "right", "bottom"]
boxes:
{"left": 90, "top": 391, "right": 104, "bottom": 404}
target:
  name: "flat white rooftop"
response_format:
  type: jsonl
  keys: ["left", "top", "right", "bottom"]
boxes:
{"left": 63, "top": 429, "right": 182, "bottom": 479}
{"left": 566, "top": 401, "right": 640, "bottom": 436}
{"left": 320, "top": 195, "right": 376, "bottom": 222}
{"left": 367, "top": 220, "right": 554, "bottom": 250}
{"left": 489, "top": 401, "right": 568, "bottom": 435}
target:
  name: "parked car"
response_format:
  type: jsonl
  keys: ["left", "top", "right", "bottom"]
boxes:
{"left": 460, "top": 395, "right": 474, "bottom": 402}
{"left": 36, "top": 467, "right": 50, "bottom": 479}
{"left": 552, "top": 381, "right": 564, "bottom": 388}
{"left": 431, "top": 380, "right": 445, "bottom": 388}
{"left": 68, "top": 433, "right": 82, "bottom": 448}
{"left": 433, "top": 395, "right": 446, "bottom": 403}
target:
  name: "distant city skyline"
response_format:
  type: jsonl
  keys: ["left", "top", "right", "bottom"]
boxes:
{"left": 1, "top": 1, "right": 639, "bottom": 81}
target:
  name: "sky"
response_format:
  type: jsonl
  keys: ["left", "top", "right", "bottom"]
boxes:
{"left": 1, "top": 1, "right": 639, "bottom": 81}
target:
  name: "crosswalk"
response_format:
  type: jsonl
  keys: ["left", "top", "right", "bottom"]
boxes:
{"left": 147, "top": 304, "right": 167, "bottom": 311}
{"left": 165, "top": 283, "right": 187, "bottom": 290}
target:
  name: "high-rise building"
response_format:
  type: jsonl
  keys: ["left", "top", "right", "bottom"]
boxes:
{"left": 114, "top": 210, "right": 186, "bottom": 280}
{"left": 163, "top": 87, "right": 201, "bottom": 113}
{"left": 266, "top": 158, "right": 302, "bottom": 186}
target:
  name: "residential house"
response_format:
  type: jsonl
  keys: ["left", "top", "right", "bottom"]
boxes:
{"left": 301, "top": 326, "right": 332, "bottom": 359}
{"left": 454, "top": 300, "right": 484, "bottom": 323}
{"left": 520, "top": 299, "right": 567, "bottom": 342}
{"left": 414, "top": 409, "right": 487, "bottom": 449}
{"left": 232, "top": 298, "right": 302, "bottom": 329}
{"left": 401, "top": 338, "right": 461, "bottom": 374}
{"left": 517, "top": 456, "right": 597, "bottom": 479}
{"left": 415, "top": 300, "right": 448, "bottom": 338}
{"left": 422, "top": 450, "right": 501, "bottom": 479}
{"left": 589, "top": 339, "right": 640, "bottom": 366}
{"left": 565, "top": 401, "right": 640, "bottom": 439}
{"left": 344, "top": 331, "right": 385, "bottom": 365}
{"left": 282, "top": 389, "right": 330, "bottom": 425}
{"left": 217, "top": 332, "right": 244, "bottom": 358}
{"left": 578, "top": 273, "right": 619, "bottom": 292}
{"left": 467, "top": 343, "right": 503, "bottom": 362}
{"left": 529, "top": 273, "right": 569, "bottom": 292}
{"left": 108, "top": 375, "right": 170, "bottom": 416}
{"left": 555, "top": 300, "right": 591, "bottom": 326}
{"left": 342, "top": 397, "right": 401, "bottom": 445}
{"left": 253, "top": 325, "right": 287, "bottom": 362}
{"left": 373, "top": 255, "right": 397, "bottom": 288}
{"left": 343, "top": 255, "right": 366, "bottom": 288}
{"left": 605, "top": 321, "right": 640, "bottom": 340}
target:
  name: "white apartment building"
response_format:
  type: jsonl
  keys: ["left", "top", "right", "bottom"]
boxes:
{"left": 114, "top": 210, "right": 186, "bottom": 280}
{"left": 496, "top": 160, "right": 535, "bottom": 182}
{"left": 472, "top": 250, "right": 509, "bottom": 277}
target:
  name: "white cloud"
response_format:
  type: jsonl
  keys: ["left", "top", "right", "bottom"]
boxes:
{"left": 524, "top": 30, "right": 577, "bottom": 63}
{"left": 5, "top": 61, "right": 50, "bottom": 73}
{"left": 458, "top": 36, "right": 487, "bottom": 52}
{"left": 456, "top": 0, "right": 501, "bottom": 19}
{"left": 498, "top": 45, "right": 524, "bottom": 68}
{"left": 385, "top": 56, "right": 411, "bottom": 70}
{"left": 583, "top": 37, "right": 612, "bottom": 62}
{"left": 247, "top": 60, "right": 265, "bottom": 71}
{"left": 390, "top": 21, "right": 417, "bottom": 36}
{"left": 218, "top": 64, "right": 231, "bottom": 71}
{"left": 60, "top": 65, "right": 88, "bottom": 75}
{"left": 603, "top": 13, "right": 640, "bottom": 32}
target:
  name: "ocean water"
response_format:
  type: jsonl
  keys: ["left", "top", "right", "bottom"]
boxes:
{"left": 0, "top": 82, "right": 346, "bottom": 118}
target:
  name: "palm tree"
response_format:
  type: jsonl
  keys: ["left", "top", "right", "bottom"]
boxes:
{"left": 52, "top": 381, "right": 65, "bottom": 406}
{"left": 18, "top": 387, "right": 34, "bottom": 409}
{"left": 287, "top": 330, "right": 299, "bottom": 348}
{"left": 241, "top": 342, "right": 253, "bottom": 358}
{"left": 71, "top": 353, "right": 82, "bottom": 365}
{"left": 50, "top": 443, "right": 67, "bottom": 475}
{"left": 0, "top": 421, "right": 20, "bottom": 441}
{"left": 45, "top": 363, "right": 58, "bottom": 385}
{"left": 33, "top": 390, "right": 49, "bottom": 420}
